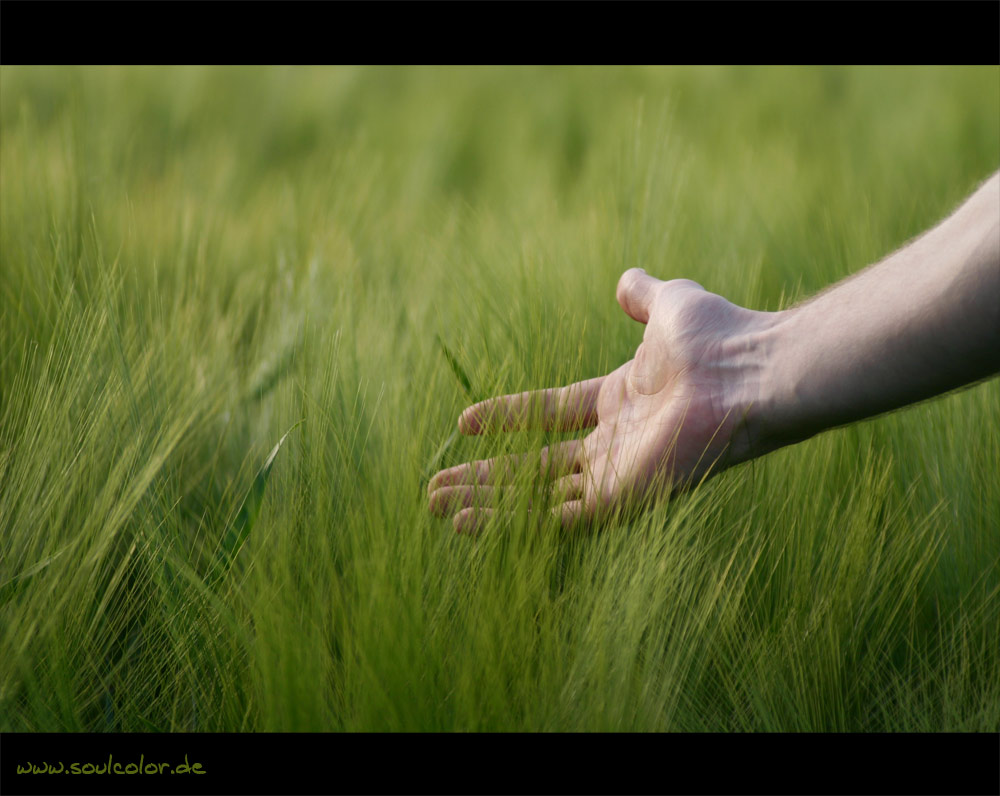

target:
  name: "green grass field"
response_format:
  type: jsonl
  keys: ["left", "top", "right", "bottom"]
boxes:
{"left": 1, "top": 65, "right": 998, "bottom": 732}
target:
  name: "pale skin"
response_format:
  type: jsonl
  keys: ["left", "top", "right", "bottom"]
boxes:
{"left": 428, "top": 172, "right": 1000, "bottom": 534}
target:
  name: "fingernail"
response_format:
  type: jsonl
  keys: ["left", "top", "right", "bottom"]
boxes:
{"left": 454, "top": 509, "right": 478, "bottom": 535}
{"left": 458, "top": 410, "right": 476, "bottom": 434}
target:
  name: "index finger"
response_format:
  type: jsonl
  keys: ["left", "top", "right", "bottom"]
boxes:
{"left": 458, "top": 377, "right": 604, "bottom": 435}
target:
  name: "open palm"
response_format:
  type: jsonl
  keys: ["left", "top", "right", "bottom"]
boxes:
{"left": 428, "top": 268, "right": 764, "bottom": 533}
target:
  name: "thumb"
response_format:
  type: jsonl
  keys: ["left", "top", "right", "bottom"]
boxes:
{"left": 616, "top": 268, "right": 662, "bottom": 324}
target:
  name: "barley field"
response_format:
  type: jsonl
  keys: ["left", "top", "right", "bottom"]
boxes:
{"left": 1, "top": 65, "right": 998, "bottom": 732}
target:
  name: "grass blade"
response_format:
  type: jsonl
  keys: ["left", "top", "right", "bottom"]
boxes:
{"left": 206, "top": 420, "right": 303, "bottom": 590}
{"left": 423, "top": 334, "right": 482, "bottom": 489}
{"left": 435, "top": 333, "right": 476, "bottom": 402}
{"left": 0, "top": 546, "right": 70, "bottom": 607}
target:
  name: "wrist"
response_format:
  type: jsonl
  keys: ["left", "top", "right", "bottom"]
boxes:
{"left": 718, "top": 307, "right": 802, "bottom": 466}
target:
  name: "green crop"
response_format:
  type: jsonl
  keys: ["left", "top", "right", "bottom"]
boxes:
{"left": 1, "top": 66, "right": 997, "bottom": 732}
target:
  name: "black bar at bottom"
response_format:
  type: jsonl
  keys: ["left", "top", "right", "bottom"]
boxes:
{"left": 2, "top": 731, "right": 997, "bottom": 796}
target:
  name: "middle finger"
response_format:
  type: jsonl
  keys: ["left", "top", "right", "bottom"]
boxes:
{"left": 427, "top": 438, "right": 583, "bottom": 495}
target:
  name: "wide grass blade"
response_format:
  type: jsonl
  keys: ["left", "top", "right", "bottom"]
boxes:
{"left": 421, "top": 429, "right": 458, "bottom": 487}
{"left": 435, "top": 333, "right": 477, "bottom": 403}
{"left": 423, "top": 334, "right": 485, "bottom": 488}
{"left": 206, "top": 420, "right": 303, "bottom": 590}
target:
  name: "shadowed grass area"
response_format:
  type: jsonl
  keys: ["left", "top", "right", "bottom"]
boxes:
{"left": 1, "top": 65, "right": 998, "bottom": 731}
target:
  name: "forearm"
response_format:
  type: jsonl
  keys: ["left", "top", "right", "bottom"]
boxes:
{"left": 739, "top": 172, "right": 1000, "bottom": 458}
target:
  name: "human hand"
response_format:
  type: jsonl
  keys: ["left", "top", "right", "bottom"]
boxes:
{"left": 429, "top": 174, "right": 1000, "bottom": 535}
{"left": 427, "top": 268, "right": 778, "bottom": 533}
